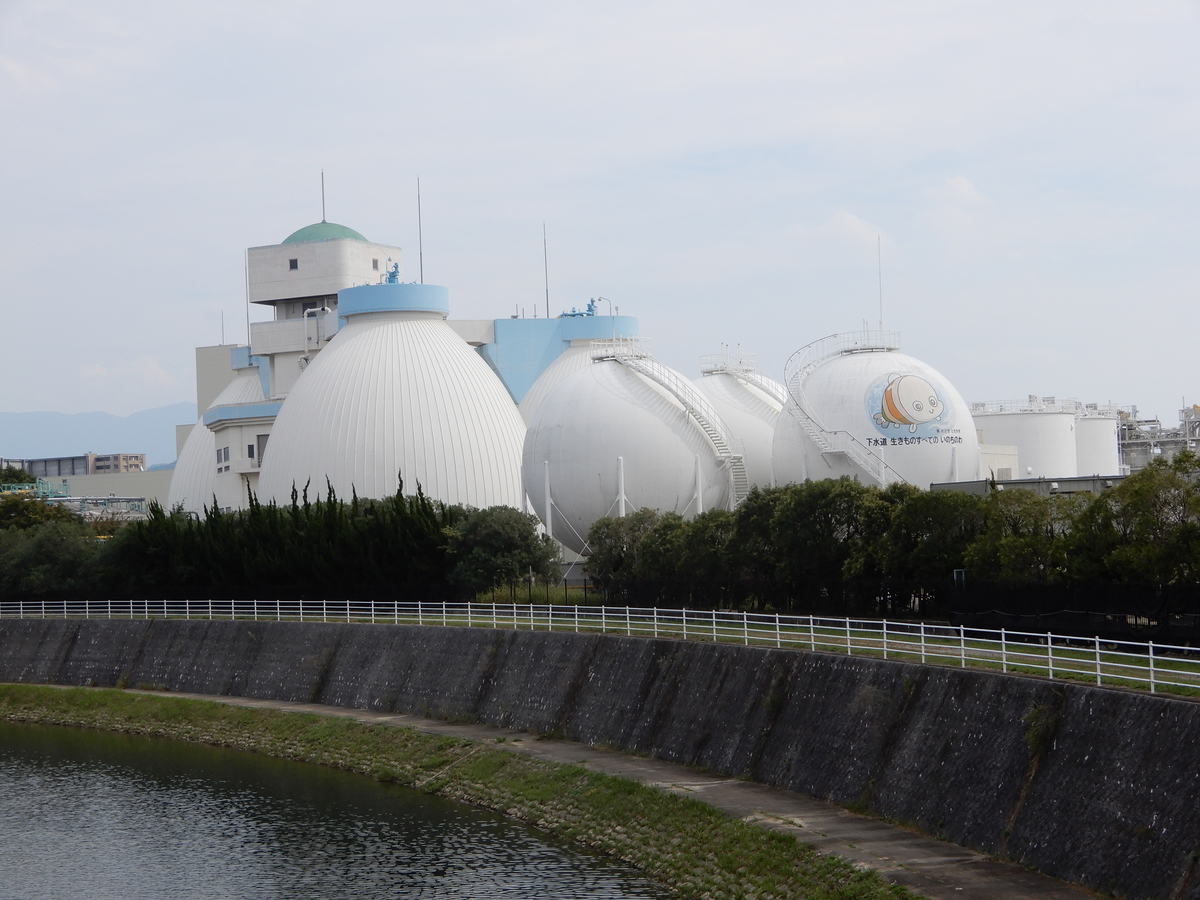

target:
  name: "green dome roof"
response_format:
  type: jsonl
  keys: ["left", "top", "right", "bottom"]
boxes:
{"left": 281, "top": 221, "right": 367, "bottom": 244}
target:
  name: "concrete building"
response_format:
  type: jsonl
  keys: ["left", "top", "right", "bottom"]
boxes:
{"left": 2, "top": 453, "right": 146, "bottom": 477}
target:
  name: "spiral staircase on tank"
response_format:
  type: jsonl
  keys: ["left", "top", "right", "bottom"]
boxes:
{"left": 782, "top": 331, "right": 909, "bottom": 487}
{"left": 591, "top": 339, "right": 750, "bottom": 508}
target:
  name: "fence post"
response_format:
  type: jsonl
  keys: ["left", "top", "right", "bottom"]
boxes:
{"left": 743, "top": 610, "right": 749, "bottom": 646}
{"left": 712, "top": 609, "right": 718, "bottom": 643}
{"left": 882, "top": 619, "right": 888, "bottom": 660}
{"left": 846, "top": 618, "right": 852, "bottom": 655}
{"left": 652, "top": 606, "right": 657, "bottom": 638}
{"left": 1149, "top": 641, "right": 1156, "bottom": 694}
{"left": 626, "top": 606, "right": 631, "bottom": 637}
{"left": 442, "top": 600, "right": 447, "bottom": 627}
{"left": 601, "top": 605, "right": 607, "bottom": 634}
{"left": 577, "top": 605, "right": 581, "bottom": 634}
{"left": 683, "top": 608, "right": 687, "bottom": 641}
{"left": 1001, "top": 628, "right": 1007, "bottom": 673}
{"left": 960, "top": 627, "right": 966, "bottom": 667}
{"left": 1095, "top": 635, "right": 1103, "bottom": 686}
{"left": 1047, "top": 633, "right": 1054, "bottom": 679}
{"left": 920, "top": 622, "right": 926, "bottom": 664}
{"left": 807, "top": 615, "right": 813, "bottom": 651}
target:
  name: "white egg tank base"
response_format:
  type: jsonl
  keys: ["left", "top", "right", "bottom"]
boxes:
{"left": 523, "top": 358, "right": 732, "bottom": 554}
{"left": 774, "top": 344, "right": 980, "bottom": 489}
{"left": 257, "top": 284, "right": 526, "bottom": 508}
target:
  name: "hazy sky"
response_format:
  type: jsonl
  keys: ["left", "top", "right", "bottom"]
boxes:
{"left": 2, "top": 1, "right": 1197, "bottom": 422}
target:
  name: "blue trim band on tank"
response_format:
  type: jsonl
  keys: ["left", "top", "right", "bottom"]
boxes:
{"left": 203, "top": 402, "right": 284, "bottom": 427}
{"left": 337, "top": 283, "right": 450, "bottom": 318}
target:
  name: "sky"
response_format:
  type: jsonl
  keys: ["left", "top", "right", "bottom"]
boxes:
{"left": 1, "top": 1, "right": 1198, "bottom": 424}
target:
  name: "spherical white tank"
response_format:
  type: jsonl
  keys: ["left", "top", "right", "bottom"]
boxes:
{"left": 257, "top": 283, "right": 526, "bottom": 508}
{"left": 519, "top": 340, "right": 594, "bottom": 425}
{"left": 973, "top": 412, "right": 1078, "bottom": 478}
{"left": 1075, "top": 416, "right": 1120, "bottom": 476}
{"left": 167, "top": 371, "right": 265, "bottom": 513}
{"left": 693, "top": 367, "right": 784, "bottom": 490}
{"left": 523, "top": 354, "right": 732, "bottom": 554}
{"left": 773, "top": 343, "right": 980, "bottom": 488}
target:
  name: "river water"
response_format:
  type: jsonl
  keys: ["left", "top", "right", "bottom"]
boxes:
{"left": 0, "top": 722, "right": 669, "bottom": 899}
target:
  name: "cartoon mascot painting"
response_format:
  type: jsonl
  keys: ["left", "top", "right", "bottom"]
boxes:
{"left": 874, "top": 374, "right": 943, "bottom": 433}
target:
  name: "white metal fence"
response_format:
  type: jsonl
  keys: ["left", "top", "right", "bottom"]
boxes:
{"left": 2, "top": 598, "right": 1197, "bottom": 697}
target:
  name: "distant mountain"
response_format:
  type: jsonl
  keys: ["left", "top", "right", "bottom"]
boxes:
{"left": 0, "top": 402, "right": 196, "bottom": 467}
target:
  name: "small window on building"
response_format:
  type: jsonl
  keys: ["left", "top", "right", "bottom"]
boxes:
{"left": 372, "top": 258, "right": 379, "bottom": 271}
{"left": 248, "top": 444, "right": 255, "bottom": 459}
{"left": 289, "top": 259, "right": 299, "bottom": 271}
{"left": 216, "top": 449, "right": 223, "bottom": 465}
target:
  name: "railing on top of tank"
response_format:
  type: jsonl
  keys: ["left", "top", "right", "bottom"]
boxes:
{"left": 785, "top": 330, "right": 902, "bottom": 385}
{"left": 3, "top": 598, "right": 1198, "bottom": 698}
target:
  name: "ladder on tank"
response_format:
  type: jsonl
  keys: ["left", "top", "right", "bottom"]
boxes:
{"left": 593, "top": 340, "right": 750, "bottom": 507}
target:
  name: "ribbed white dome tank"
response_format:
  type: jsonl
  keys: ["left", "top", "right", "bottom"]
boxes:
{"left": 693, "top": 352, "right": 785, "bottom": 490}
{"left": 257, "top": 283, "right": 526, "bottom": 508}
{"left": 773, "top": 331, "right": 980, "bottom": 489}
{"left": 523, "top": 341, "right": 736, "bottom": 554}
{"left": 167, "top": 371, "right": 265, "bottom": 513}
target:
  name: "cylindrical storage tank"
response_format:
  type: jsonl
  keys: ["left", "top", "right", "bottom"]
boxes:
{"left": 523, "top": 352, "right": 732, "bottom": 554}
{"left": 693, "top": 365, "right": 784, "bottom": 490}
{"left": 973, "top": 412, "right": 1078, "bottom": 479}
{"left": 773, "top": 341, "right": 980, "bottom": 489}
{"left": 519, "top": 340, "right": 594, "bottom": 425}
{"left": 1075, "top": 416, "right": 1120, "bottom": 476}
{"left": 257, "top": 283, "right": 526, "bottom": 508}
{"left": 167, "top": 371, "right": 265, "bottom": 513}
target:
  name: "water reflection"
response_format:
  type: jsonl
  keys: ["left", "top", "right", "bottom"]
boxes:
{"left": 0, "top": 722, "right": 668, "bottom": 899}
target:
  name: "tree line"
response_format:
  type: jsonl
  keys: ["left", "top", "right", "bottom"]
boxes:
{"left": 0, "top": 480, "right": 559, "bottom": 601}
{"left": 584, "top": 453, "right": 1200, "bottom": 616}
{"left": 3, "top": 456, "right": 1199, "bottom": 617}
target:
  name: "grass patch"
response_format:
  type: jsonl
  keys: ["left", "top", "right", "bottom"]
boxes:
{"left": 0, "top": 684, "right": 915, "bottom": 900}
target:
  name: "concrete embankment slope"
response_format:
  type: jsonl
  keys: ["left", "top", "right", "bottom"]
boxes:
{"left": 0, "top": 619, "right": 1195, "bottom": 899}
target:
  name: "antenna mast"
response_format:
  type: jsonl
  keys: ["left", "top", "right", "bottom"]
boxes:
{"left": 321, "top": 171, "right": 326, "bottom": 223}
{"left": 417, "top": 177, "right": 424, "bottom": 284}
{"left": 877, "top": 235, "right": 883, "bottom": 331}
{"left": 244, "top": 249, "right": 251, "bottom": 344}
{"left": 543, "top": 222, "right": 550, "bottom": 316}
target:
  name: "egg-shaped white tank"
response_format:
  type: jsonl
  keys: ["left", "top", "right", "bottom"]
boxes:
{"left": 166, "top": 371, "right": 265, "bottom": 513}
{"left": 1075, "top": 416, "right": 1120, "bottom": 476}
{"left": 773, "top": 332, "right": 980, "bottom": 488}
{"left": 519, "top": 340, "right": 594, "bottom": 425}
{"left": 257, "top": 283, "right": 526, "bottom": 508}
{"left": 523, "top": 344, "right": 734, "bottom": 554}
{"left": 693, "top": 355, "right": 784, "bottom": 490}
{"left": 973, "top": 412, "right": 1078, "bottom": 478}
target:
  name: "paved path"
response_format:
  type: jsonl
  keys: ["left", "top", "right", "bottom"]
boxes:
{"left": 145, "top": 691, "right": 1097, "bottom": 900}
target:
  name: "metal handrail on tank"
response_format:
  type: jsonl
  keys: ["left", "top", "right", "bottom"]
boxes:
{"left": 699, "top": 352, "right": 787, "bottom": 406}
{"left": 783, "top": 331, "right": 907, "bottom": 487}
{"left": 786, "top": 330, "right": 900, "bottom": 385}
{"left": 591, "top": 339, "right": 750, "bottom": 506}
